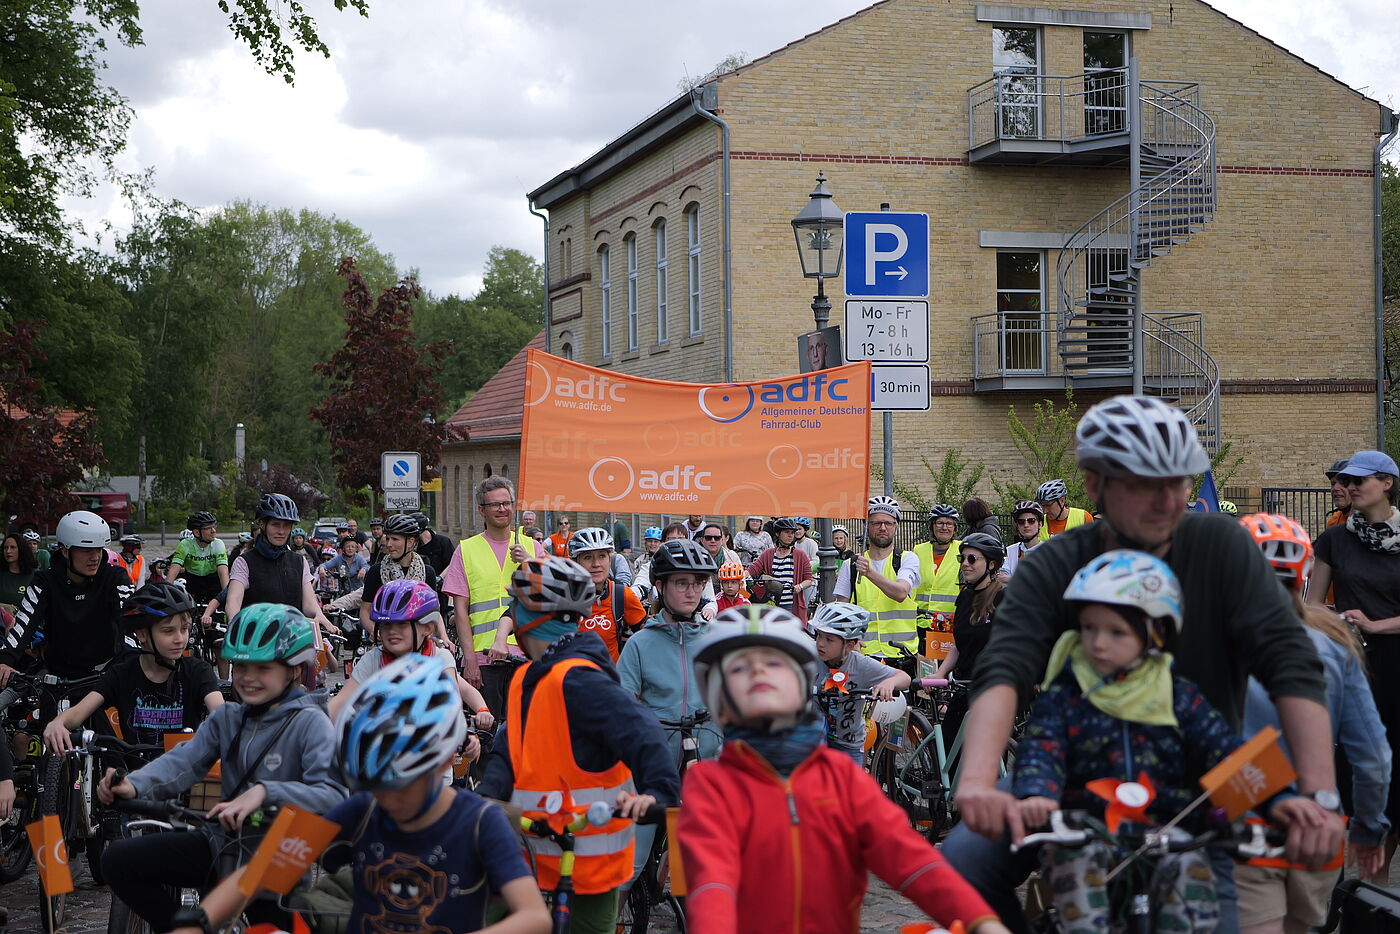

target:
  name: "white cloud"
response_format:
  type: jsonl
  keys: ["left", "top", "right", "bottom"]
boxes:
{"left": 67, "top": 0, "right": 1400, "bottom": 297}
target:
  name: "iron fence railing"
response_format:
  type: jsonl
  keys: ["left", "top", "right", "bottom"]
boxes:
{"left": 1259, "top": 488, "right": 1337, "bottom": 539}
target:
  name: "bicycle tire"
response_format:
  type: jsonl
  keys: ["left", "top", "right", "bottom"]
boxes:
{"left": 36, "top": 878, "right": 67, "bottom": 934}
{"left": 616, "top": 872, "right": 652, "bottom": 934}
{"left": 0, "top": 789, "right": 34, "bottom": 883}
{"left": 879, "top": 710, "right": 942, "bottom": 836}
{"left": 107, "top": 895, "right": 154, "bottom": 934}
{"left": 86, "top": 833, "right": 108, "bottom": 885}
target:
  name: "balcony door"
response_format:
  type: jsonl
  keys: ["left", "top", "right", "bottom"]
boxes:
{"left": 1083, "top": 32, "right": 1127, "bottom": 136}
{"left": 993, "top": 27, "right": 1041, "bottom": 139}
{"left": 996, "top": 251, "right": 1046, "bottom": 373}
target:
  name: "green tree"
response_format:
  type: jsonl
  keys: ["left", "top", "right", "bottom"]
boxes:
{"left": 992, "top": 392, "right": 1089, "bottom": 511}
{"left": 1382, "top": 160, "right": 1398, "bottom": 303}
{"left": 473, "top": 246, "right": 544, "bottom": 328}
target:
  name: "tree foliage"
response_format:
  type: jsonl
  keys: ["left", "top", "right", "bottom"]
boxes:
{"left": 218, "top": 0, "right": 370, "bottom": 83}
{"left": 992, "top": 392, "right": 1090, "bottom": 511}
{"left": 0, "top": 320, "right": 106, "bottom": 519}
{"left": 310, "top": 258, "right": 448, "bottom": 496}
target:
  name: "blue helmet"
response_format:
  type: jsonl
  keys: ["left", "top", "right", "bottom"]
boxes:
{"left": 643, "top": 526, "right": 664, "bottom": 541}
{"left": 795, "top": 516, "right": 812, "bottom": 528}
{"left": 336, "top": 654, "right": 466, "bottom": 791}
{"left": 1063, "top": 550, "right": 1182, "bottom": 653}
{"left": 291, "top": 527, "right": 307, "bottom": 537}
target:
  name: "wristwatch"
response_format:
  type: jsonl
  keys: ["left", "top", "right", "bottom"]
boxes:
{"left": 170, "top": 907, "right": 214, "bottom": 934}
{"left": 1309, "top": 788, "right": 1343, "bottom": 812}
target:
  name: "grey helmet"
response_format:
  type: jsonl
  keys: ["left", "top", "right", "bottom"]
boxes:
{"left": 809, "top": 602, "right": 869, "bottom": 641}
{"left": 1075, "top": 395, "right": 1209, "bottom": 478}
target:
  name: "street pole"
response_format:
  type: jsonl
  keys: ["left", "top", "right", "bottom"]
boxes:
{"left": 813, "top": 278, "right": 838, "bottom": 605}
{"left": 880, "top": 202, "right": 895, "bottom": 497}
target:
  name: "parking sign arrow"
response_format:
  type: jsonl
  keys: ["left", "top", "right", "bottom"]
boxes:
{"left": 884, "top": 266, "right": 908, "bottom": 281}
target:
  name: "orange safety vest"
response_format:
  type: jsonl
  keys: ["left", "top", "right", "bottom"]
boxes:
{"left": 507, "top": 658, "right": 636, "bottom": 894}
{"left": 117, "top": 553, "right": 144, "bottom": 585}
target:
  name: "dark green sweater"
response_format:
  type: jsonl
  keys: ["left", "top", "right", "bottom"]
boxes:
{"left": 972, "top": 512, "right": 1325, "bottom": 732}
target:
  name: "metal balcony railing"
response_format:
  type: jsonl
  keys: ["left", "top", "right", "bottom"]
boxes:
{"left": 972, "top": 312, "right": 1064, "bottom": 380}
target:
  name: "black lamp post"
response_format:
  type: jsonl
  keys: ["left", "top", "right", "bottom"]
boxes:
{"left": 791, "top": 172, "right": 844, "bottom": 603}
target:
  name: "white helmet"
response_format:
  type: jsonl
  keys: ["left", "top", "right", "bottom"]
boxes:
{"left": 55, "top": 510, "right": 111, "bottom": 548}
{"left": 867, "top": 495, "right": 900, "bottom": 519}
{"left": 1063, "top": 550, "right": 1183, "bottom": 652}
{"left": 1076, "top": 395, "right": 1209, "bottom": 478}
{"left": 809, "top": 602, "right": 869, "bottom": 641}
{"left": 179, "top": 529, "right": 195, "bottom": 540}
{"left": 567, "top": 526, "right": 614, "bottom": 558}
{"left": 695, "top": 605, "right": 821, "bottom": 716}
{"left": 871, "top": 693, "right": 909, "bottom": 726}
{"left": 1036, "top": 479, "right": 1068, "bottom": 503}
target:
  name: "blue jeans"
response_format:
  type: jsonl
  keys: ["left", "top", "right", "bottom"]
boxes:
{"left": 941, "top": 814, "right": 1240, "bottom": 933}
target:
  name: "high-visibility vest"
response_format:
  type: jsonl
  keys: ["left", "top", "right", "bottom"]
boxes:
{"left": 459, "top": 533, "right": 523, "bottom": 652}
{"left": 507, "top": 658, "right": 636, "bottom": 894}
{"left": 1039, "top": 507, "right": 1091, "bottom": 541}
{"left": 117, "top": 553, "right": 144, "bottom": 585}
{"left": 913, "top": 540, "right": 961, "bottom": 620}
{"left": 853, "top": 551, "right": 920, "bottom": 658}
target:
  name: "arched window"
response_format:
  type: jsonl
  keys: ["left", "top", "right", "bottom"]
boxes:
{"left": 686, "top": 206, "right": 702, "bottom": 335}
{"left": 625, "top": 234, "right": 639, "bottom": 351}
{"left": 654, "top": 220, "right": 668, "bottom": 343}
{"left": 599, "top": 245, "right": 612, "bottom": 357}
{"left": 453, "top": 465, "right": 462, "bottom": 529}
{"left": 485, "top": 463, "right": 494, "bottom": 478}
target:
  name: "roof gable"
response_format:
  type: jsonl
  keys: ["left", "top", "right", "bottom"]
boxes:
{"left": 444, "top": 332, "right": 545, "bottom": 441}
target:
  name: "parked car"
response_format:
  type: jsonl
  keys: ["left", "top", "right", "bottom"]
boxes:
{"left": 311, "top": 516, "right": 350, "bottom": 548}
{"left": 11, "top": 491, "right": 132, "bottom": 538}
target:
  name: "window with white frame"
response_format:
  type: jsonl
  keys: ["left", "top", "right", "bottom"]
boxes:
{"left": 625, "top": 235, "right": 639, "bottom": 351}
{"left": 686, "top": 207, "right": 702, "bottom": 335}
{"left": 655, "top": 220, "right": 669, "bottom": 344}
{"left": 995, "top": 251, "right": 1046, "bottom": 372}
{"left": 599, "top": 246, "right": 612, "bottom": 357}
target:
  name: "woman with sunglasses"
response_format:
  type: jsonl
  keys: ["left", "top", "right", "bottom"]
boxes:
{"left": 1309, "top": 449, "right": 1400, "bottom": 880}
{"left": 933, "top": 533, "right": 1007, "bottom": 744}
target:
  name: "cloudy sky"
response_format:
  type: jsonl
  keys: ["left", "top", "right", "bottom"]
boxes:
{"left": 76, "top": 0, "right": 1399, "bottom": 297}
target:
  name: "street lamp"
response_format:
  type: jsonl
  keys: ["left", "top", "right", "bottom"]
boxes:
{"left": 791, "top": 172, "right": 844, "bottom": 602}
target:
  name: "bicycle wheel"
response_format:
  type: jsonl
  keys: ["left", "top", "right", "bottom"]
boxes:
{"left": 0, "top": 787, "right": 34, "bottom": 883}
{"left": 107, "top": 896, "right": 154, "bottom": 934}
{"left": 616, "top": 872, "right": 652, "bottom": 934}
{"left": 883, "top": 710, "right": 942, "bottom": 836}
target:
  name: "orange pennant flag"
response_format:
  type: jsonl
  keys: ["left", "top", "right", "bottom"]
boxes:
{"left": 1199, "top": 726, "right": 1297, "bottom": 821}
{"left": 238, "top": 806, "right": 340, "bottom": 897}
{"left": 27, "top": 814, "right": 73, "bottom": 896}
{"left": 666, "top": 807, "right": 688, "bottom": 897}
{"left": 104, "top": 706, "right": 125, "bottom": 739}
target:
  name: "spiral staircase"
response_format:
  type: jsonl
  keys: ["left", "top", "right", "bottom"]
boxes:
{"left": 968, "top": 64, "right": 1221, "bottom": 450}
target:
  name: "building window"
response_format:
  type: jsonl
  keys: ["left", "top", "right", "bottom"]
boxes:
{"left": 1084, "top": 32, "right": 1127, "bottom": 135}
{"left": 559, "top": 329, "right": 575, "bottom": 361}
{"left": 654, "top": 221, "right": 669, "bottom": 344}
{"left": 561, "top": 237, "right": 573, "bottom": 277}
{"left": 599, "top": 246, "right": 612, "bottom": 357}
{"left": 468, "top": 466, "right": 476, "bottom": 516}
{"left": 485, "top": 463, "right": 493, "bottom": 478}
{"left": 993, "top": 26, "right": 1040, "bottom": 139}
{"left": 453, "top": 465, "right": 461, "bottom": 529}
{"left": 625, "top": 235, "right": 639, "bottom": 351}
{"left": 995, "top": 251, "right": 1045, "bottom": 373}
{"left": 686, "top": 207, "right": 702, "bottom": 336}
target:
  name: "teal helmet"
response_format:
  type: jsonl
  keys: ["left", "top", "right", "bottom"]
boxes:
{"left": 223, "top": 603, "right": 317, "bottom": 666}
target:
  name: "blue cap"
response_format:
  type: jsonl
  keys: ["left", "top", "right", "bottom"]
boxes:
{"left": 1338, "top": 450, "right": 1399, "bottom": 477}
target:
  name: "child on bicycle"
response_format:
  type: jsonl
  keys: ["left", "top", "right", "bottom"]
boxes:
{"left": 716, "top": 560, "right": 750, "bottom": 612}
{"left": 1012, "top": 550, "right": 1313, "bottom": 932}
{"left": 43, "top": 580, "right": 224, "bottom": 752}
{"left": 678, "top": 604, "right": 1007, "bottom": 934}
{"left": 97, "top": 602, "right": 347, "bottom": 932}
{"left": 809, "top": 601, "right": 911, "bottom": 766}
{"left": 569, "top": 527, "right": 647, "bottom": 661}
{"left": 168, "top": 653, "right": 550, "bottom": 934}
{"left": 327, "top": 579, "right": 494, "bottom": 757}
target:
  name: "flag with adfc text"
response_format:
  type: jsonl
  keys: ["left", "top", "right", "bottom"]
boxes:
{"left": 518, "top": 351, "right": 873, "bottom": 517}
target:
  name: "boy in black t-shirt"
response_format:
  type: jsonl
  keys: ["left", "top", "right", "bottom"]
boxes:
{"left": 43, "top": 581, "right": 223, "bottom": 751}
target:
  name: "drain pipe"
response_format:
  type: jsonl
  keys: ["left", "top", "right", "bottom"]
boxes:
{"left": 1375, "top": 110, "right": 1397, "bottom": 448}
{"left": 529, "top": 198, "right": 552, "bottom": 353}
{"left": 690, "top": 84, "right": 734, "bottom": 383}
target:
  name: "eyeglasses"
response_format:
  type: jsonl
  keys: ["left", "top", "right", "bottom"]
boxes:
{"left": 480, "top": 500, "right": 515, "bottom": 510}
{"left": 1015, "top": 517, "right": 1040, "bottom": 524}
{"left": 1340, "top": 475, "right": 1381, "bottom": 487}
{"left": 668, "top": 579, "right": 707, "bottom": 591}
{"left": 956, "top": 553, "right": 983, "bottom": 563}
{"left": 701, "top": 534, "right": 724, "bottom": 541}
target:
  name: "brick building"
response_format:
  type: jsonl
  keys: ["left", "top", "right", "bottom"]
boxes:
{"left": 441, "top": 0, "right": 1396, "bottom": 538}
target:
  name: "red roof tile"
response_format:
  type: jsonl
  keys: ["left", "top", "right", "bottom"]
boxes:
{"left": 445, "top": 332, "right": 545, "bottom": 441}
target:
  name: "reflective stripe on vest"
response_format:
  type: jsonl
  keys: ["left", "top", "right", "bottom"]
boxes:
{"left": 460, "top": 534, "right": 523, "bottom": 651}
{"left": 507, "top": 657, "right": 636, "bottom": 894}
{"left": 853, "top": 551, "right": 920, "bottom": 657}
{"left": 913, "top": 540, "right": 961, "bottom": 620}
{"left": 1038, "top": 507, "right": 1090, "bottom": 541}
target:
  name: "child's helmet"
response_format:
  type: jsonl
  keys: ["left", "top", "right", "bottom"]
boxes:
{"left": 122, "top": 580, "right": 197, "bottom": 634}
{"left": 1239, "top": 512, "right": 1312, "bottom": 591}
{"left": 336, "top": 654, "right": 466, "bottom": 791}
{"left": 1062, "top": 550, "right": 1183, "bottom": 652}
{"left": 371, "top": 578, "right": 441, "bottom": 626}
{"left": 794, "top": 517, "right": 812, "bottom": 529}
{"left": 568, "top": 527, "right": 614, "bottom": 558}
{"left": 510, "top": 556, "right": 596, "bottom": 616}
{"left": 717, "top": 561, "right": 746, "bottom": 581}
{"left": 291, "top": 528, "right": 307, "bottom": 538}
{"left": 1218, "top": 500, "right": 1239, "bottom": 516}
{"left": 809, "top": 602, "right": 869, "bottom": 641}
{"left": 694, "top": 605, "right": 822, "bottom": 716}
{"left": 223, "top": 603, "right": 318, "bottom": 666}
{"left": 643, "top": 526, "right": 664, "bottom": 541}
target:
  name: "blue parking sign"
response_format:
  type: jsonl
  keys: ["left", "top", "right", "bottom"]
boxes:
{"left": 843, "top": 212, "right": 929, "bottom": 298}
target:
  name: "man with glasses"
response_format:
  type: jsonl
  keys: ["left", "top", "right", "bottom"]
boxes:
{"left": 547, "top": 515, "right": 572, "bottom": 557}
{"left": 913, "top": 504, "right": 962, "bottom": 660}
{"left": 440, "top": 476, "right": 544, "bottom": 716}
{"left": 833, "top": 496, "right": 921, "bottom": 663}
{"left": 1001, "top": 501, "right": 1045, "bottom": 577}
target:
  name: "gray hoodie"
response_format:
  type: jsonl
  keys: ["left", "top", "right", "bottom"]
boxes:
{"left": 130, "top": 689, "right": 346, "bottom": 815}
{"left": 617, "top": 612, "right": 722, "bottom": 760}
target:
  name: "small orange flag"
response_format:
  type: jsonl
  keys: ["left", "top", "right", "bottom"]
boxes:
{"left": 104, "top": 707, "right": 124, "bottom": 739}
{"left": 237, "top": 806, "right": 340, "bottom": 897}
{"left": 27, "top": 814, "right": 73, "bottom": 896}
{"left": 1199, "top": 726, "right": 1297, "bottom": 821}
{"left": 666, "top": 807, "right": 688, "bottom": 896}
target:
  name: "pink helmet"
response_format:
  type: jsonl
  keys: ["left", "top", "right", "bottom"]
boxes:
{"left": 370, "top": 578, "right": 441, "bottom": 626}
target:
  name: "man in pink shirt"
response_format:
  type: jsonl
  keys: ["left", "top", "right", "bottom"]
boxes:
{"left": 440, "top": 476, "right": 545, "bottom": 716}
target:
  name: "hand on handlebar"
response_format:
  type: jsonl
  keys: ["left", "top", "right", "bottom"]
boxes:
{"left": 487, "top": 635, "right": 511, "bottom": 662}
{"left": 0, "top": 779, "right": 15, "bottom": 821}
{"left": 207, "top": 783, "right": 268, "bottom": 831}
{"left": 0, "top": 663, "right": 18, "bottom": 688}
{"left": 615, "top": 790, "right": 657, "bottom": 822}
{"left": 957, "top": 780, "right": 1026, "bottom": 844}
{"left": 473, "top": 708, "right": 495, "bottom": 730}
{"left": 1269, "top": 795, "right": 1344, "bottom": 869}
{"left": 97, "top": 767, "right": 136, "bottom": 806}
{"left": 42, "top": 720, "right": 75, "bottom": 755}
{"left": 1016, "top": 795, "right": 1059, "bottom": 831}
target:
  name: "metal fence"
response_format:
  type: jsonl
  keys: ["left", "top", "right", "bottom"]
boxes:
{"left": 1258, "top": 488, "right": 1337, "bottom": 539}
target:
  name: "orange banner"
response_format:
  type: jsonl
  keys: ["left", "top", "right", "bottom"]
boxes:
{"left": 27, "top": 814, "right": 73, "bottom": 896}
{"left": 238, "top": 805, "right": 340, "bottom": 897}
{"left": 518, "top": 351, "right": 873, "bottom": 516}
{"left": 1199, "top": 726, "right": 1297, "bottom": 820}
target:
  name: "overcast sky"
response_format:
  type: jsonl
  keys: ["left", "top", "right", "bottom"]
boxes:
{"left": 75, "top": 0, "right": 1399, "bottom": 298}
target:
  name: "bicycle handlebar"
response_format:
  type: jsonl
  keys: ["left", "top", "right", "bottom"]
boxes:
{"left": 1012, "top": 810, "right": 1288, "bottom": 862}
{"left": 657, "top": 709, "right": 711, "bottom": 729}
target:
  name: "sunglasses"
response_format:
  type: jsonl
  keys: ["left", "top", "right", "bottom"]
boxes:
{"left": 956, "top": 553, "right": 984, "bottom": 563}
{"left": 701, "top": 534, "right": 724, "bottom": 541}
{"left": 1340, "top": 474, "right": 1382, "bottom": 487}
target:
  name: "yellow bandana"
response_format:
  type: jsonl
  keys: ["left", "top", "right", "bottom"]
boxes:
{"left": 1041, "top": 630, "right": 1178, "bottom": 728}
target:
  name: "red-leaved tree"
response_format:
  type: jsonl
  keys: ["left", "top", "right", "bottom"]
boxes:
{"left": 0, "top": 320, "right": 106, "bottom": 521}
{"left": 310, "top": 258, "right": 448, "bottom": 497}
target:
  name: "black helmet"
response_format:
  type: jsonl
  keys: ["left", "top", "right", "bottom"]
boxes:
{"left": 650, "top": 538, "right": 719, "bottom": 580}
{"left": 1325, "top": 459, "right": 1350, "bottom": 481}
{"left": 408, "top": 512, "right": 430, "bottom": 532}
{"left": 187, "top": 511, "right": 216, "bottom": 531}
{"left": 383, "top": 514, "right": 420, "bottom": 537}
{"left": 772, "top": 517, "right": 801, "bottom": 532}
{"left": 122, "top": 581, "right": 198, "bottom": 634}
{"left": 959, "top": 532, "right": 1007, "bottom": 567}
{"left": 369, "top": 516, "right": 385, "bottom": 528}
{"left": 256, "top": 493, "right": 300, "bottom": 522}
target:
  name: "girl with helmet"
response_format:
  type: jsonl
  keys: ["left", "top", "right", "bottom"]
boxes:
{"left": 570, "top": 527, "right": 648, "bottom": 661}
{"left": 44, "top": 581, "right": 223, "bottom": 753}
{"left": 716, "top": 560, "right": 750, "bottom": 612}
{"left": 99, "top": 603, "right": 346, "bottom": 932}
{"left": 476, "top": 557, "right": 679, "bottom": 932}
{"left": 746, "top": 517, "right": 814, "bottom": 620}
{"left": 1010, "top": 551, "right": 1315, "bottom": 934}
{"left": 1236, "top": 514, "right": 1391, "bottom": 908}
{"left": 1002, "top": 501, "right": 1045, "bottom": 578}
{"left": 678, "top": 604, "right": 1006, "bottom": 934}
{"left": 330, "top": 579, "right": 493, "bottom": 744}
{"left": 809, "top": 601, "right": 911, "bottom": 766}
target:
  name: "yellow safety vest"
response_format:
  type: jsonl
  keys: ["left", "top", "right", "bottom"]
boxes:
{"left": 853, "top": 551, "right": 919, "bottom": 658}
{"left": 459, "top": 532, "right": 523, "bottom": 652}
{"left": 913, "top": 540, "right": 962, "bottom": 620}
{"left": 1038, "top": 507, "right": 1091, "bottom": 541}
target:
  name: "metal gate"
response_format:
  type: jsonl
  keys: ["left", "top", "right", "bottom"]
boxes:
{"left": 1258, "top": 488, "right": 1336, "bottom": 538}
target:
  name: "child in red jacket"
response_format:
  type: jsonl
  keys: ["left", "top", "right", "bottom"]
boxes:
{"left": 677, "top": 604, "right": 1010, "bottom": 934}
{"left": 715, "top": 561, "right": 750, "bottom": 613}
